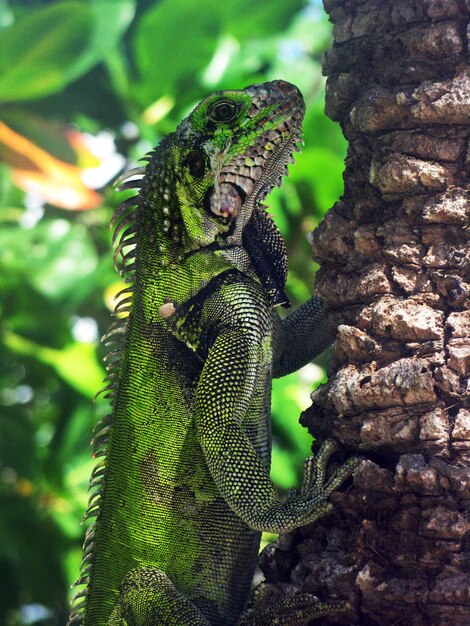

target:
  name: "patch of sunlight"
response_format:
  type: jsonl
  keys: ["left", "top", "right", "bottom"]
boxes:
{"left": 202, "top": 34, "right": 240, "bottom": 87}
{"left": 142, "top": 95, "right": 175, "bottom": 125}
{"left": 260, "top": 532, "right": 278, "bottom": 552}
{"left": 71, "top": 316, "right": 99, "bottom": 343}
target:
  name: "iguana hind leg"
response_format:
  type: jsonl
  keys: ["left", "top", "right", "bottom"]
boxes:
{"left": 238, "top": 596, "right": 351, "bottom": 626}
{"left": 238, "top": 583, "right": 352, "bottom": 626}
{"left": 108, "top": 567, "right": 209, "bottom": 626}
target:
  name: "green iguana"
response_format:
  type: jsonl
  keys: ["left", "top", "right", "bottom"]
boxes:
{"left": 68, "top": 80, "right": 359, "bottom": 626}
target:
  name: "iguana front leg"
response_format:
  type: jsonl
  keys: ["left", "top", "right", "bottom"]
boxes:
{"left": 273, "top": 295, "right": 336, "bottom": 378}
{"left": 196, "top": 281, "right": 359, "bottom": 535}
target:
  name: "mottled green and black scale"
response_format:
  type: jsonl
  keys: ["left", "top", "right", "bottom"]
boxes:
{"left": 69, "top": 81, "right": 359, "bottom": 626}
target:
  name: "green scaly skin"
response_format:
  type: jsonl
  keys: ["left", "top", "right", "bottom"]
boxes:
{"left": 68, "top": 81, "right": 359, "bottom": 626}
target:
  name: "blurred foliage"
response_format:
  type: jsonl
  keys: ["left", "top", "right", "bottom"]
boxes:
{"left": 0, "top": 0, "right": 346, "bottom": 624}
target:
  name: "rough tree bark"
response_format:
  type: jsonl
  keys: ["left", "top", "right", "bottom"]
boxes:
{"left": 262, "top": 2, "right": 470, "bottom": 625}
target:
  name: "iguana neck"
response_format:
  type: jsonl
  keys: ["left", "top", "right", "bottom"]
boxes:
{"left": 132, "top": 140, "right": 256, "bottom": 313}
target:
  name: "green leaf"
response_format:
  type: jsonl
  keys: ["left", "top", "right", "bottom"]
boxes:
{"left": 0, "top": 2, "right": 91, "bottom": 101}
{"left": 0, "top": 1, "right": 134, "bottom": 102}
{"left": 303, "top": 98, "right": 347, "bottom": 156}
{"left": 272, "top": 371, "right": 315, "bottom": 456}
{"left": 271, "top": 443, "right": 298, "bottom": 489}
{"left": 0, "top": 0, "right": 13, "bottom": 30}
{"left": 0, "top": 490, "right": 69, "bottom": 613}
{"left": 0, "top": 219, "right": 99, "bottom": 302}
{"left": 0, "top": 282, "right": 71, "bottom": 348}
{"left": 289, "top": 146, "right": 345, "bottom": 215}
{"left": 270, "top": 366, "right": 327, "bottom": 486}
{"left": 3, "top": 330, "right": 104, "bottom": 399}
{"left": 133, "top": 0, "right": 222, "bottom": 107}
{"left": 133, "top": 0, "right": 305, "bottom": 108}
{"left": 84, "top": 0, "right": 136, "bottom": 79}
{"left": 1, "top": 109, "right": 76, "bottom": 163}
{"left": 220, "top": 0, "right": 305, "bottom": 40}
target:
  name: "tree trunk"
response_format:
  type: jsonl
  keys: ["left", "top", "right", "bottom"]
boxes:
{"left": 262, "top": 1, "right": 470, "bottom": 624}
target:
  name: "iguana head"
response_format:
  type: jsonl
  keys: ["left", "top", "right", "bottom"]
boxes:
{"left": 176, "top": 80, "right": 304, "bottom": 242}
{"left": 138, "top": 80, "right": 304, "bottom": 249}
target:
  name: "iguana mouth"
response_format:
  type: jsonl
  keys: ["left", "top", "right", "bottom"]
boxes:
{"left": 209, "top": 135, "right": 302, "bottom": 220}
{"left": 209, "top": 81, "right": 304, "bottom": 220}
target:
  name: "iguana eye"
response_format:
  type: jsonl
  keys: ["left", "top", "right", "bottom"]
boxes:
{"left": 185, "top": 149, "right": 206, "bottom": 178}
{"left": 208, "top": 100, "right": 238, "bottom": 123}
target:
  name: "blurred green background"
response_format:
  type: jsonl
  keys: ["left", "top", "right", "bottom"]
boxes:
{"left": 0, "top": 0, "right": 346, "bottom": 624}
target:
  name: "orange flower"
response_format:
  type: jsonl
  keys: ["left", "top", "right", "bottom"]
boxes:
{"left": 0, "top": 120, "right": 101, "bottom": 210}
